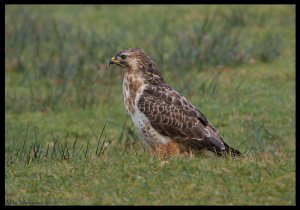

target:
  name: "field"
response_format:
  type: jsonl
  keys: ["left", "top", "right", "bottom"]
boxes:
{"left": 5, "top": 5, "right": 295, "bottom": 205}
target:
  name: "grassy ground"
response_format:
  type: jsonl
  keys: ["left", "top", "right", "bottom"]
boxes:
{"left": 5, "top": 5, "right": 295, "bottom": 205}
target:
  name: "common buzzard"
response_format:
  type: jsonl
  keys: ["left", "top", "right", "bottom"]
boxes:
{"left": 109, "top": 48, "right": 242, "bottom": 158}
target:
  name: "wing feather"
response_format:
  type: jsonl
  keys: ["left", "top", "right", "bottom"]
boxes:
{"left": 137, "top": 85, "right": 226, "bottom": 151}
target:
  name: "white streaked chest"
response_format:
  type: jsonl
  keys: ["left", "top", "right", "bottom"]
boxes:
{"left": 122, "top": 72, "right": 170, "bottom": 146}
{"left": 122, "top": 71, "right": 144, "bottom": 115}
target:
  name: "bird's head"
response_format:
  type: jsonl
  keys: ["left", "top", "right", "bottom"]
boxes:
{"left": 109, "top": 48, "right": 147, "bottom": 69}
{"left": 109, "top": 48, "right": 165, "bottom": 84}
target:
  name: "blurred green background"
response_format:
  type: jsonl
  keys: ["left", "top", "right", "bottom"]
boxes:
{"left": 5, "top": 5, "right": 294, "bottom": 112}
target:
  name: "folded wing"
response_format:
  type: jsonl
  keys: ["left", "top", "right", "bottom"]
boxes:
{"left": 137, "top": 85, "right": 226, "bottom": 152}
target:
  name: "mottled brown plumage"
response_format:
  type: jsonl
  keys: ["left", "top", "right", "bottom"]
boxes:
{"left": 109, "top": 48, "right": 242, "bottom": 158}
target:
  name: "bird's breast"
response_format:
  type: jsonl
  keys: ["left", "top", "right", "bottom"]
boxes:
{"left": 122, "top": 72, "right": 145, "bottom": 115}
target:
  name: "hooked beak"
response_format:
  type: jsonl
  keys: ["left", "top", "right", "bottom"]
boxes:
{"left": 109, "top": 56, "right": 119, "bottom": 67}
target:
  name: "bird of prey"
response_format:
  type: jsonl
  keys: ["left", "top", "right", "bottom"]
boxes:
{"left": 109, "top": 48, "right": 242, "bottom": 158}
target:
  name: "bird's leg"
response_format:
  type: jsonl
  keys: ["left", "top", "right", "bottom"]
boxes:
{"left": 148, "top": 140, "right": 182, "bottom": 158}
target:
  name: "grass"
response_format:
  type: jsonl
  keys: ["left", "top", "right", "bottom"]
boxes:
{"left": 5, "top": 153, "right": 294, "bottom": 205}
{"left": 5, "top": 5, "right": 295, "bottom": 205}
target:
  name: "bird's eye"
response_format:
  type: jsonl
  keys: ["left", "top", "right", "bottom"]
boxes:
{"left": 120, "top": 55, "right": 127, "bottom": 59}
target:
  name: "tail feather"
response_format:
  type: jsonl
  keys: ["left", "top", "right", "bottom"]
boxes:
{"left": 184, "top": 136, "right": 243, "bottom": 157}
{"left": 205, "top": 124, "right": 242, "bottom": 157}
{"left": 223, "top": 142, "right": 243, "bottom": 157}
{"left": 208, "top": 142, "right": 243, "bottom": 157}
